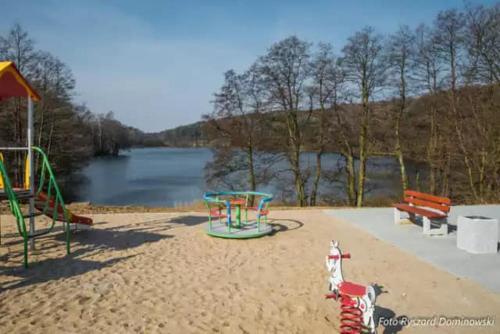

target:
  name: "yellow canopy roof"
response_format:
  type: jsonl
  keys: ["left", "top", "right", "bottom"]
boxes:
{"left": 0, "top": 61, "right": 40, "bottom": 101}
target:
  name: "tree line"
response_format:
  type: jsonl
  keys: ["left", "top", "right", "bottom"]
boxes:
{"left": 204, "top": 4, "right": 500, "bottom": 206}
{"left": 0, "top": 24, "right": 152, "bottom": 183}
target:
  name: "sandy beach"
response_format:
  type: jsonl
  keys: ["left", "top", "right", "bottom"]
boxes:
{"left": 1, "top": 209, "right": 499, "bottom": 333}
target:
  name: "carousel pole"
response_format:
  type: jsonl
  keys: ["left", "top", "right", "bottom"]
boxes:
{"left": 28, "top": 95, "right": 35, "bottom": 250}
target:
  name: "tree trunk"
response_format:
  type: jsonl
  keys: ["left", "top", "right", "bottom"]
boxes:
{"left": 291, "top": 152, "right": 306, "bottom": 206}
{"left": 310, "top": 151, "right": 322, "bottom": 206}
{"left": 450, "top": 91, "right": 480, "bottom": 201}
{"left": 334, "top": 105, "right": 357, "bottom": 206}
{"left": 247, "top": 143, "right": 256, "bottom": 207}
{"left": 47, "top": 114, "right": 55, "bottom": 158}
{"left": 295, "top": 177, "right": 306, "bottom": 206}
{"left": 395, "top": 78, "right": 408, "bottom": 193}
{"left": 345, "top": 152, "right": 357, "bottom": 206}
{"left": 286, "top": 111, "right": 306, "bottom": 206}
{"left": 395, "top": 112, "right": 408, "bottom": 193}
{"left": 429, "top": 166, "right": 436, "bottom": 194}
{"left": 310, "top": 103, "right": 326, "bottom": 206}
{"left": 441, "top": 151, "right": 451, "bottom": 196}
{"left": 426, "top": 104, "right": 437, "bottom": 193}
{"left": 356, "top": 97, "right": 369, "bottom": 207}
{"left": 290, "top": 141, "right": 306, "bottom": 206}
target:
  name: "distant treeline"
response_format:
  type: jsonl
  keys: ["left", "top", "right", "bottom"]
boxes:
{"left": 204, "top": 4, "right": 500, "bottom": 206}
{"left": 148, "top": 122, "right": 209, "bottom": 148}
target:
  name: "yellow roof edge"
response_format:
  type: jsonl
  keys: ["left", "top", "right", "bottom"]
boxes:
{"left": 0, "top": 61, "right": 41, "bottom": 101}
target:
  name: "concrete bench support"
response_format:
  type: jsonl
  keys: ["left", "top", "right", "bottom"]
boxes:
{"left": 423, "top": 217, "right": 448, "bottom": 236}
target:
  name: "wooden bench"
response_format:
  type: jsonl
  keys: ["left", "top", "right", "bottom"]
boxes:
{"left": 393, "top": 190, "right": 451, "bottom": 236}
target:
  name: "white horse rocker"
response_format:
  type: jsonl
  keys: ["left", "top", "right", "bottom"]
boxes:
{"left": 325, "top": 241, "right": 377, "bottom": 334}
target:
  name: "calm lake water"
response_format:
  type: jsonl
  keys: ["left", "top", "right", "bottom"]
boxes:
{"left": 74, "top": 148, "right": 212, "bottom": 207}
{"left": 74, "top": 147, "right": 420, "bottom": 207}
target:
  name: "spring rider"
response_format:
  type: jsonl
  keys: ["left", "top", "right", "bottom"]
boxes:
{"left": 325, "top": 240, "right": 377, "bottom": 334}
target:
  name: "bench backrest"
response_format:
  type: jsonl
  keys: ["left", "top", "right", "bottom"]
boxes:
{"left": 404, "top": 190, "right": 451, "bottom": 213}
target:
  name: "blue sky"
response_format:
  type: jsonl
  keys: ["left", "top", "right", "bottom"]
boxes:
{"left": 0, "top": 0, "right": 495, "bottom": 132}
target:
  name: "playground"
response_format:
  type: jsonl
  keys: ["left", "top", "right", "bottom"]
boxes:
{"left": 1, "top": 61, "right": 500, "bottom": 333}
{"left": 1, "top": 209, "right": 499, "bottom": 333}
{"left": 0, "top": 61, "right": 93, "bottom": 268}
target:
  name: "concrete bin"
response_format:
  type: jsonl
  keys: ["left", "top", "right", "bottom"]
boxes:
{"left": 457, "top": 216, "right": 499, "bottom": 254}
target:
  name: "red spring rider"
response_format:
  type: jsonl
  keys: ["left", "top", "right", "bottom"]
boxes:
{"left": 325, "top": 240, "right": 377, "bottom": 334}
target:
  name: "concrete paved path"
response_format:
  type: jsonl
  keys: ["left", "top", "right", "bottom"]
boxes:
{"left": 324, "top": 205, "right": 500, "bottom": 293}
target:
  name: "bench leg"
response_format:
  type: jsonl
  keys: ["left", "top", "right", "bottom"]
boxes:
{"left": 423, "top": 217, "right": 431, "bottom": 235}
{"left": 434, "top": 219, "right": 448, "bottom": 235}
{"left": 423, "top": 217, "right": 448, "bottom": 236}
{"left": 440, "top": 222, "right": 448, "bottom": 235}
{"left": 394, "top": 208, "right": 401, "bottom": 224}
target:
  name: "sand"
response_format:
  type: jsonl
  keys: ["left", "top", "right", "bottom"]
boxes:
{"left": 1, "top": 209, "right": 499, "bottom": 333}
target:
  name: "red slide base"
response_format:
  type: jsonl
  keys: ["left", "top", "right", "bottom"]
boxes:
{"left": 35, "top": 192, "right": 93, "bottom": 226}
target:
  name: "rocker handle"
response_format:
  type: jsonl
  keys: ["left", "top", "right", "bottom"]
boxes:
{"left": 325, "top": 293, "right": 338, "bottom": 300}
{"left": 328, "top": 253, "right": 351, "bottom": 260}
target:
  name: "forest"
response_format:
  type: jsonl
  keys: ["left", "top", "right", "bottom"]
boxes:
{"left": 1, "top": 3, "right": 499, "bottom": 207}
{"left": 204, "top": 4, "right": 500, "bottom": 206}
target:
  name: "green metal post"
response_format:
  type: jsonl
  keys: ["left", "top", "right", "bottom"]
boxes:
{"left": 0, "top": 157, "right": 29, "bottom": 267}
{"left": 205, "top": 201, "right": 212, "bottom": 232}
{"left": 236, "top": 204, "right": 241, "bottom": 228}
{"left": 244, "top": 194, "right": 249, "bottom": 224}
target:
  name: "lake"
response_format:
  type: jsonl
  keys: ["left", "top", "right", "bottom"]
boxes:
{"left": 74, "top": 147, "right": 212, "bottom": 207}
{"left": 74, "top": 147, "right": 420, "bottom": 207}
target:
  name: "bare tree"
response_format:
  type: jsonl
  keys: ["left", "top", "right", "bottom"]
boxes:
{"left": 341, "top": 27, "right": 385, "bottom": 207}
{"left": 307, "top": 43, "right": 346, "bottom": 205}
{"left": 31, "top": 52, "right": 76, "bottom": 156}
{"left": 205, "top": 65, "right": 272, "bottom": 202}
{"left": 458, "top": 4, "right": 500, "bottom": 201}
{"left": 463, "top": 3, "right": 500, "bottom": 84}
{"left": 433, "top": 9, "right": 480, "bottom": 200}
{"left": 386, "top": 25, "right": 415, "bottom": 193}
{"left": 258, "top": 36, "right": 311, "bottom": 206}
{"left": 433, "top": 9, "right": 465, "bottom": 92}
{"left": 0, "top": 23, "right": 36, "bottom": 73}
{"left": 413, "top": 24, "right": 446, "bottom": 194}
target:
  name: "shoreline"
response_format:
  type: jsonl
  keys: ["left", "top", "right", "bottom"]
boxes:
{"left": 3, "top": 200, "right": 500, "bottom": 216}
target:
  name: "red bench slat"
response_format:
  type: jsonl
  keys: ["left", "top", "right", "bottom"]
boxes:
{"left": 404, "top": 190, "right": 451, "bottom": 205}
{"left": 404, "top": 197, "right": 451, "bottom": 213}
{"left": 394, "top": 203, "right": 447, "bottom": 219}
